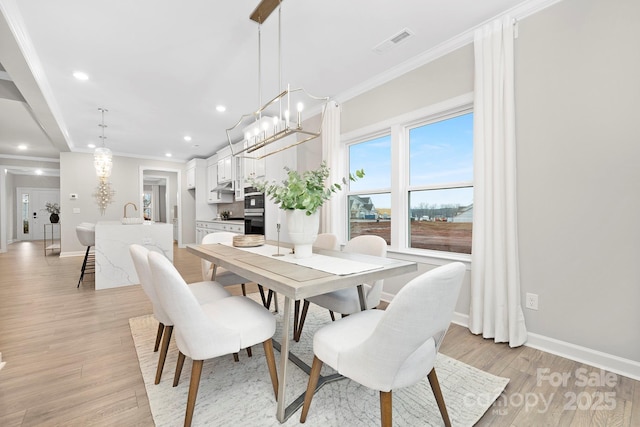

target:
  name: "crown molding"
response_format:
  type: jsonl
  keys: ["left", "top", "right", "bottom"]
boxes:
{"left": 0, "top": 154, "right": 60, "bottom": 163}
{"left": 335, "top": 0, "right": 564, "bottom": 105}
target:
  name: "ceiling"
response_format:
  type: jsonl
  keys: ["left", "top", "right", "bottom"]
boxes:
{"left": 0, "top": 0, "right": 538, "bottom": 166}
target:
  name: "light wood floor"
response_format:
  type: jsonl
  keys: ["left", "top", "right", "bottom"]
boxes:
{"left": 0, "top": 241, "right": 638, "bottom": 426}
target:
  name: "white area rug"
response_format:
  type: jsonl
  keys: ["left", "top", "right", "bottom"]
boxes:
{"left": 130, "top": 296, "right": 508, "bottom": 426}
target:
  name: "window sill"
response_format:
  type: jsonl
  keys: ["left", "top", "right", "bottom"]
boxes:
{"left": 386, "top": 247, "right": 471, "bottom": 269}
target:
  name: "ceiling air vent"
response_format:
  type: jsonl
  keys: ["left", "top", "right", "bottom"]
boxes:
{"left": 373, "top": 28, "right": 414, "bottom": 54}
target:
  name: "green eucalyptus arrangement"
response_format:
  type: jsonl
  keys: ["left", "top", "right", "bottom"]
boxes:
{"left": 252, "top": 161, "right": 364, "bottom": 216}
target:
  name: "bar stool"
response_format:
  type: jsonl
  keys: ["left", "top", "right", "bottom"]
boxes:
{"left": 76, "top": 223, "right": 95, "bottom": 287}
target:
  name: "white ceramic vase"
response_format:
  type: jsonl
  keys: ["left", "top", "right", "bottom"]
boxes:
{"left": 286, "top": 209, "right": 319, "bottom": 258}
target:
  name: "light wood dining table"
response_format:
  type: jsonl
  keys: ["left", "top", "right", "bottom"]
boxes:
{"left": 187, "top": 241, "right": 417, "bottom": 422}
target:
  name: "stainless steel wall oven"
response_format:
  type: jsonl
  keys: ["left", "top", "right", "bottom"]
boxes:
{"left": 243, "top": 186, "right": 265, "bottom": 235}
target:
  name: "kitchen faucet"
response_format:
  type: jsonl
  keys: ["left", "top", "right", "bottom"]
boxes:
{"left": 124, "top": 202, "right": 138, "bottom": 218}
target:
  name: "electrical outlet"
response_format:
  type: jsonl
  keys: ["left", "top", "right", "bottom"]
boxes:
{"left": 525, "top": 293, "right": 539, "bottom": 310}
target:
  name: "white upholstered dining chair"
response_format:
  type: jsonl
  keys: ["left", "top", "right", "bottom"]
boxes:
{"left": 300, "top": 262, "right": 466, "bottom": 427}
{"left": 294, "top": 234, "right": 387, "bottom": 341}
{"left": 129, "top": 244, "right": 231, "bottom": 384}
{"left": 200, "top": 231, "right": 278, "bottom": 311}
{"left": 313, "top": 232, "right": 339, "bottom": 251}
{"left": 293, "top": 233, "right": 340, "bottom": 340}
{"left": 200, "top": 232, "right": 249, "bottom": 293}
{"left": 148, "top": 251, "right": 279, "bottom": 427}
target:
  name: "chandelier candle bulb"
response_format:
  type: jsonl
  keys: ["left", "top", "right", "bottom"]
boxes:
{"left": 296, "top": 102, "right": 304, "bottom": 128}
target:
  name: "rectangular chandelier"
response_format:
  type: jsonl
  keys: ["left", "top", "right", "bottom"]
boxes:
{"left": 225, "top": 0, "right": 329, "bottom": 160}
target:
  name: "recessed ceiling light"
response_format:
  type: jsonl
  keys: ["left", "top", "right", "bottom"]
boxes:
{"left": 17, "top": 144, "right": 27, "bottom": 150}
{"left": 88, "top": 143, "right": 96, "bottom": 148}
{"left": 35, "top": 169, "right": 43, "bottom": 175}
{"left": 165, "top": 153, "right": 172, "bottom": 157}
{"left": 216, "top": 105, "right": 226, "bottom": 112}
{"left": 184, "top": 136, "right": 192, "bottom": 142}
{"left": 73, "top": 71, "right": 89, "bottom": 81}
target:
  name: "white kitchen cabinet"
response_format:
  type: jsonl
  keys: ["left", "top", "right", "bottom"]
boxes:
{"left": 217, "top": 156, "right": 233, "bottom": 183}
{"left": 207, "top": 163, "right": 232, "bottom": 204}
{"left": 185, "top": 160, "right": 197, "bottom": 189}
{"left": 235, "top": 155, "right": 244, "bottom": 201}
{"left": 195, "top": 220, "right": 244, "bottom": 244}
{"left": 243, "top": 140, "right": 266, "bottom": 183}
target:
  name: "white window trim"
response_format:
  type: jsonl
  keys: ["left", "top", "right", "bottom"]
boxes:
{"left": 342, "top": 92, "right": 474, "bottom": 262}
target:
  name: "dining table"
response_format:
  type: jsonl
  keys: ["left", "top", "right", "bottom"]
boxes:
{"left": 187, "top": 240, "right": 417, "bottom": 423}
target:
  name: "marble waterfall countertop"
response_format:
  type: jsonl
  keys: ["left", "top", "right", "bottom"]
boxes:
{"left": 95, "top": 221, "right": 173, "bottom": 290}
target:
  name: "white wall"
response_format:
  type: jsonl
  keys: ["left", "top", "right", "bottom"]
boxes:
{"left": 514, "top": 0, "right": 640, "bottom": 362}
{"left": 60, "top": 152, "right": 188, "bottom": 253}
{"left": 310, "top": 0, "right": 640, "bottom": 364}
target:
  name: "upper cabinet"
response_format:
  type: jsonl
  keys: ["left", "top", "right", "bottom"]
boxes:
{"left": 217, "top": 156, "right": 233, "bottom": 183}
{"left": 216, "top": 146, "right": 233, "bottom": 183}
{"left": 207, "top": 162, "right": 232, "bottom": 204}
{"left": 185, "top": 159, "right": 197, "bottom": 189}
{"left": 243, "top": 141, "right": 266, "bottom": 183}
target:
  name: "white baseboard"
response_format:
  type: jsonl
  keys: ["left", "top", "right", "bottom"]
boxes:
{"left": 450, "top": 312, "right": 640, "bottom": 382}
{"left": 383, "top": 292, "right": 640, "bottom": 381}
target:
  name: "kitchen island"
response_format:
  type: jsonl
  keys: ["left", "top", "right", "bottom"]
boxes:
{"left": 95, "top": 220, "right": 173, "bottom": 290}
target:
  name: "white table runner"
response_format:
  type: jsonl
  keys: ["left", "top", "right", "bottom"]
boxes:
{"left": 224, "top": 243, "right": 382, "bottom": 276}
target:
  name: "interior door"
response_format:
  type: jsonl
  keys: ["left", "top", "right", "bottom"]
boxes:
{"left": 16, "top": 188, "right": 60, "bottom": 241}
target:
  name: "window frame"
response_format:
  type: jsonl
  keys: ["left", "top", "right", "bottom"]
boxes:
{"left": 342, "top": 92, "right": 474, "bottom": 262}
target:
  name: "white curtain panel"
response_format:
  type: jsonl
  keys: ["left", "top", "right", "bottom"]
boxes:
{"left": 320, "top": 101, "right": 343, "bottom": 237}
{"left": 469, "top": 15, "right": 527, "bottom": 347}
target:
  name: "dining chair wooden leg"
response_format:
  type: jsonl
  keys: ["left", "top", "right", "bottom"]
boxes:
{"left": 300, "top": 355, "right": 323, "bottom": 423}
{"left": 233, "top": 352, "right": 239, "bottom": 362}
{"left": 154, "top": 322, "right": 165, "bottom": 352}
{"left": 427, "top": 368, "right": 451, "bottom": 427}
{"left": 174, "top": 351, "right": 186, "bottom": 387}
{"left": 155, "top": 325, "right": 173, "bottom": 384}
{"left": 184, "top": 359, "right": 203, "bottom": 427}
{"left": 295, "top": 300, "right": 310, "bottom": 342}
{"left": 262, "top": 339, "right": 279, "bottom": 400}
{"left": 246, "top": 347, "right": 252, "bottom": 357}
{"left": 380, "top": 390, "right": 392, "bottom": 427}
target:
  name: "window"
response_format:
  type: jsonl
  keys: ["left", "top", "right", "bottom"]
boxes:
{"left": 345, "top": 101, "right": 473, "bottom": 256}
{"left": 347, "top": 135, "right": 391, "bottom": 244}
{"left": 408, "top": 112, "right": 473, "bottom": 254}
{"left": 22, "top": 193, "right": 29, "bottom": 234}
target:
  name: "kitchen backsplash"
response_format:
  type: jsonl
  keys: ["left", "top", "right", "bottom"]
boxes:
{"left": 217, "top": 200, "right": 244, "bottom": 218}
